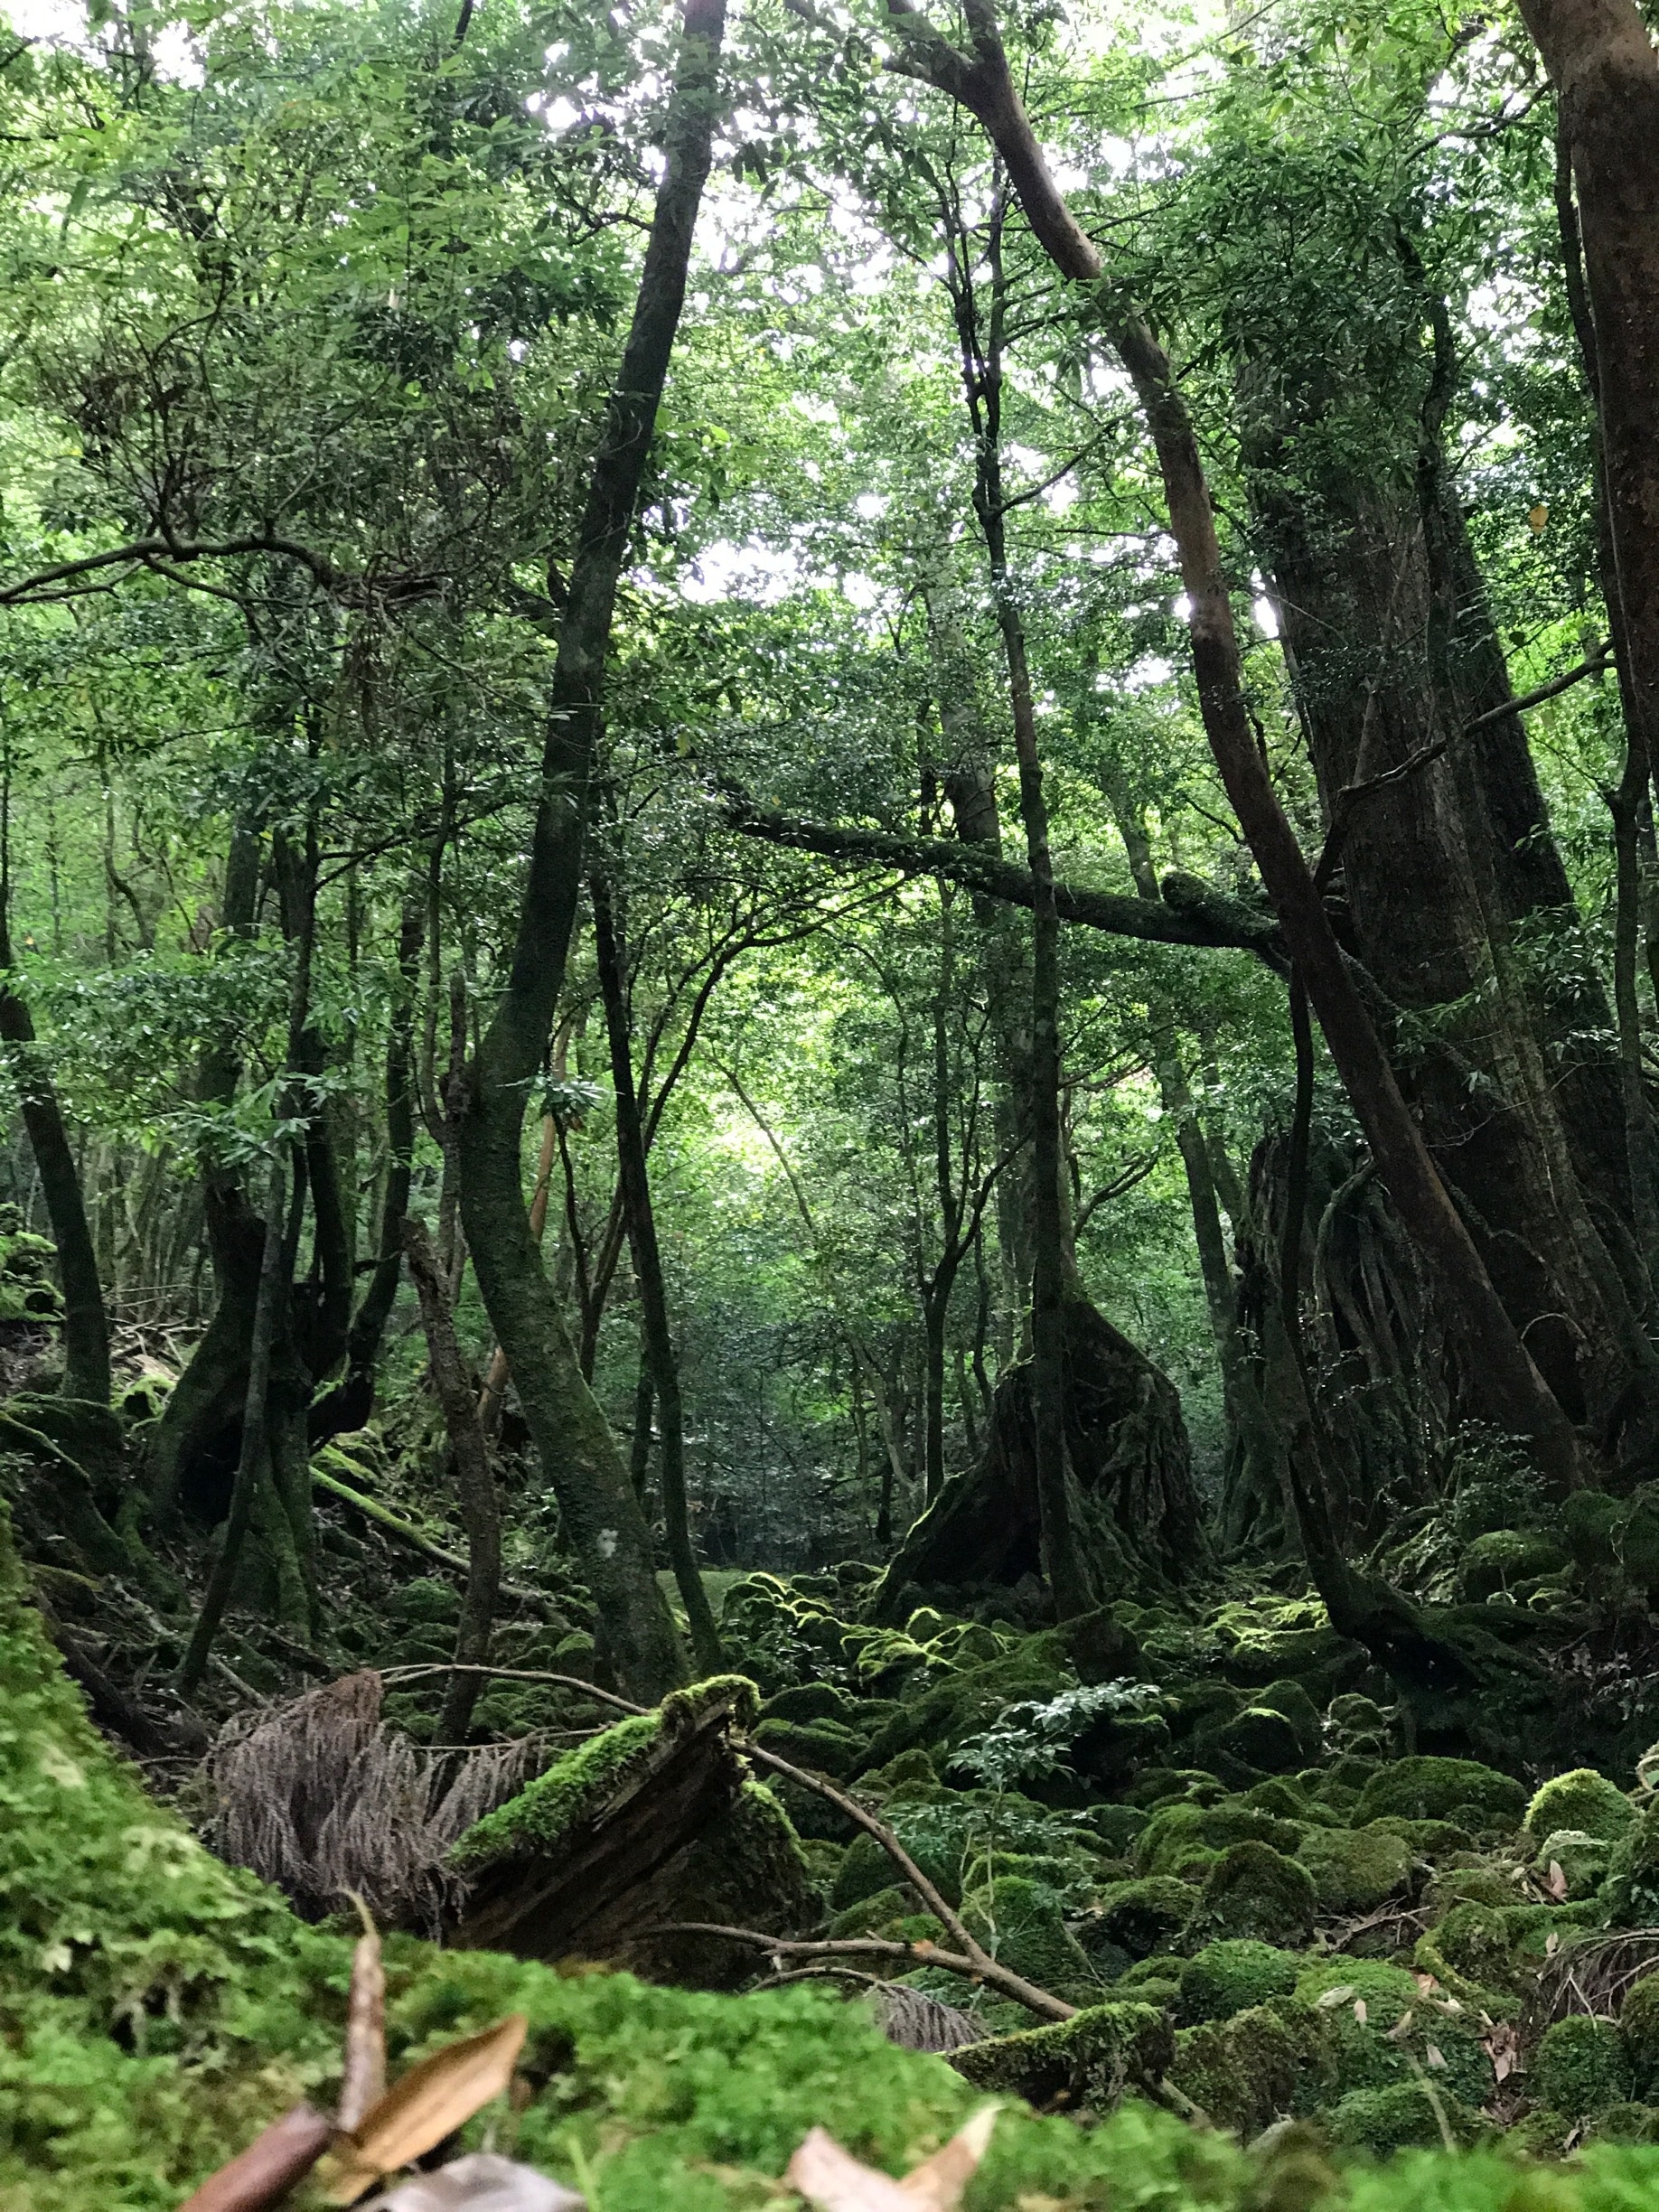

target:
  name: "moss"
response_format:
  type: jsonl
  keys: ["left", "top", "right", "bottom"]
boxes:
{"left": 1324, "top": 1695, "right": 1395, "bottom": 1759}
{"left": 1088, "top": 1878, "right": 1196, "bottom": 1961}
{"left": 826, "top": 1885, "right": 939, "bottom": 1942}
{"left": 1532, "top": 2016, "right": 1633, "bottom": 2118}
{"left": 961, "top": 1875, "right": 1098, "bottom": 2003}
{"left": 1353, "top": 1757, "right": 1527, "bottom": 1834}
{"left": 1604, "top": 1798, "right": 1659, "bottom": 1925}
{"left": 1256, "top": 1679, "right": 1324, "bottom": 1759}
{"left": 1170, "top": 2000, "right": 1321, "bottom": 2140}
{"left": 1459, "top": 1529, "right": 1567, "bottom": 1599}
{"left": 1562, "top": 1487, "right": 1624, "bottom": 1570}
{"left": 752, "top": 1716, "right": 864, "bottom": 1780}
{"left": 1326, "top": 2081, "right": 1482, "bottom": 2153}
{"left": 1245, "top": 1778, "right": 1310, "bottom": 1821}
{"left": 1296, "top": 1822, "right": 1413, "bottom": 1915}
{"left": 861, "top": 1748, "right": 937, "bottom": 1795}
{"left": 1177, "top": 1940, "right": 1300, "bottom": 2025}
{"left": 1525, "top": 1770, "right": 1635, "bottom": 1848}
{"left": 758, "top": 1682, "right": 851, "bottom": 1725}
{"left": 1367, "top": 1816, "right": 1476, "bottom": 1856}
{"left": 1532, "top": 1829, "right": 1612, "bottom": 1899}
{"left": 1583, "top": 2102, "right": 1659, "bottom": 2146}
{"left": 951, "top": 2001, "right": 1173, "bottom": 2111}
{"left": 1195, "top": 1706, "right": 1311, "bottom": 1782}
{"left": 1136, "top": 1801, "right": 1306, "bottom": 1879}
{"left": 1190, "top": 1842, "right": 1318, "bottom": 1948}
{"left": 451, "top": 1677, "right": 758, "bottom": 1874}
{"left": 1619, "top": 1973, "right": 1659, "bottom": 2098}
{"left": 1290, "top": 1957, "right": 1493, "bottom": 2112}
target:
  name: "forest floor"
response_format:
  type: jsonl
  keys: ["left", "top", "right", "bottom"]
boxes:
{"left": 14, "top": 1385, "right": 1659, "bottom": 2209}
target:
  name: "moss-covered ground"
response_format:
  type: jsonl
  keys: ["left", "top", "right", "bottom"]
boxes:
{"left": 28, "top": 1495, "right": 1659, "bottom": 2206}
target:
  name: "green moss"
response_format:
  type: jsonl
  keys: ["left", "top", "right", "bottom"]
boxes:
{"left": 1583, "top": 2102, "right": 1659, "bottom": 2146}
{"left": 1532, "top": 1829, "right": 1613, "bottom": 1899}
{"left": 951, "top": 2001, "right": 1172, "bottom": 2111}
{"left": 1352, "top": 1757, "right": 1526, "bottom": 1834}
{"left": 752, "top": 1716, "right": 864, "bottom": 1779}
{"left": 1525, "top": 1770, "right": 1635, "bottom": 1847}
{"left": 1619, "top": 1973, "right": 1659, "bottom": 2098}
{"left": 1296, "top": 1822, "right": 1413, "bottom": 1915}
{"left": 1170, "top": 2000, "right": 1320, "bottom": 2140}
{"left": 758, "top": 1682, "right": 851, "bottom": 1725}
{"left": 1244, "top": 1778, "right": 1310, "bottom": 1820}
{"left": 1135, "top": 1800, "right": 1306, "bottom": 1878}
{"left": 826, "top": 1885, "right": 941, "bottom": 1942}
{"left": 1177, "top": 1940, "right": 1300, "bottom": 2025}
{"left": 1604, "top": 1799, "right": 1659, "bottom": 1925}
{"left": 1088, "top": 1878, "right": 1196, "bottom": 1961}
{"left": 1190, "top": 1842, "right": 1317, "bottom": 1948}
{"left": 961, "top": 1875, "right": 1098, "bottom": 2003}
{"left": 1291, "top": 1957, "right": 1494, "bottom": 2112}
{"left": 1532, "top": 2016, "right": 1633, "bottom": 2118}
{"left": 1323, "top": 1695, "right": 1395, "bottom": 1759}
{"left": 1326, "top": 2081, "right": 1482, "bottom": 2153}
{"left": 1459, "top": 1529, "right": 1567, "bottom": 1599}
{"left": 1256, "top": 1679, "right": 1324, "bottom": 1758}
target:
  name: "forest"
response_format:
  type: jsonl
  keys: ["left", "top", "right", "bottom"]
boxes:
{"left": 9, "top": 0, "right": 1659, "bottom": 2203}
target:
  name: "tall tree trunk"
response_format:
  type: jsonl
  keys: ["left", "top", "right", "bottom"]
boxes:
{"left": 0, "top": 776, "right": 108, "bottom": 1406}
{"left": 890, "top": 0, "right": 1583, "bottom": 1488}
{"left": 591, "top": 865, "right": 723, "bottom": 1675}
{"left": 404, "top": 1218, "right": 501, "bottom": 1743}
{"left": 454, "top": 0, "right": 724, "bottom": 1698}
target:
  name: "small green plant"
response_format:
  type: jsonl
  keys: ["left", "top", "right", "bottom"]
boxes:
{"left": 952, "top": 1682, "right": 1162, "bottom": 1791}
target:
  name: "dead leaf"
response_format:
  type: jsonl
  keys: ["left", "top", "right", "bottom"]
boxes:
{"left": 1385, "top": 2010, "right": 1415, "bottom": 2043}
{"left": 1528, "top": 503, "right": 1550, "bottom": 532}
{"left": 1545, "top": 1861, "right": 1569, "bottom": 1902}
{"left": 1425, "top": 2044, "right": 1447, "bottom": 2070}
{"left": 320, "top": 2015, "right": 529, "bottom": 2205}
{"left": 785, "top": 2107, "right": 999, "bottom": 2212}
{"left": 1439, "top": 1996, "right": 1463, "bottom": 2014}
{"left": 340, "top": 1902, "right": 387, "bottom": 2133}
{"left": 361, "top": 2151, "right": 586, "bottom": 2210}
{"left": 1316, "top": 1984, "right": 1355, "bottom": 2009}
{"left": 1546, "top": 1931, "right": 1561, "bottom": 1957}
{"left": 1353, "top": 1999, "right": 1367, "bottom": 2026}
{"left": 1414, "top": 1973, "right": 1439, "bottom": 1994}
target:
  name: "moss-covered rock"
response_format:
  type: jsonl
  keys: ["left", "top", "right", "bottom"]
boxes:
{"left": 1086, "top": 1878, "right": 1196, "bottom": 1961}
{"left": 1532, "top": 1829, "right": 1612, "bottom": 1899}
{"left": 961, "top": 1875, "right": 1097, "bottom": 2003}
{"left": 1351, "top": 1756, "right": 1526, "bottom": 1834}
{"left": 1326, "top": 2081, "right": 1481, "bottom": 2153}
{"left": 1135, "top": 1800, "right": 1305, "bottom": 1879}
{"left": 1177, "top": 1940, "right": 1300, "bottom": 2025}
{"left": 951, "top": 2001, "right": 1173, "bottom": 2111}
{"left": 1524, "top": 1768, "right": 1635, "bottom": 1847}
{"left": 1621, "top": 1973, "right": 1659, "bottom": 2104}
{"left": 1295, "top": 1823, "right": 1413, "bottom": 1916}
{"left": 759, "top": 1682, "right": 852, "bottom": 1726}
{"left": 1170, "top": 2001, "right": 1320, "bottom": 2140}
{"left": 1195, "top": 1705, "right": 1309, "bottom": 1781}
{"left": 752, "top": 1715, "right": 865, "bottom": 1779}
{"left": 1189, "top": 1842, "right": 1317, "bottom": 1948}
{"left": 1255, "top": 1678, "right": 1324, "bottom": 1759}
{"left": 1323, "top": 1694, "right": 1395, "bottom": 1760}
{"left": 1602, "top": 1799, "right": 1659, "bottom": 1926}
{"left": 1459, "top": 1528, "right": 1567, "bottom": 1599}
{"left": 1532, "top": 2015, "right": 1633, "bottom": 2118}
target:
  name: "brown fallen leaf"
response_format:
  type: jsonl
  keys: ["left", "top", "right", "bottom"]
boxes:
{"left": 319, "top": 2015, "right": 530, "bottom": 2206}
{"left": 1385, "top": 2010, "right": 1416, "bottom": 2043}
{"left": 785, "top": 2106, "right": 999, "bottom": 2212}
{"left": 1425, "top": 2044, "right": 1447, "bottom": 2070}
{"left": 1316, "top": 1984, "right": 1355, "bottom": 2010}
{"left": 1353, "top": 1999, "right": 1367, "bottom": 2026}
{"left": 1544, "top": 1861, "right": 1569, "bottom": 1902}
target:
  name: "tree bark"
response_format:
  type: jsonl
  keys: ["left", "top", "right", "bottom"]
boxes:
{"left": 889, "top": 0, "right": 1584, "bottom": 1488}
{"left": 455, "top": 0, "right": 726, "bottom": 1700}
{"left": 591, "top": 862, "right": 723, "bottom": 1675}
{"left": 403, "top": 1217, "right": 501, "bottom": 1742}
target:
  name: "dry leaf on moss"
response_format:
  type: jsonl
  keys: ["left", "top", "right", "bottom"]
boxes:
{"left": 320, "top": 2014, "right": 529, "bottom": 2205}
{"left": 785, "top": 2106, "right": 999, "bottom": 2212}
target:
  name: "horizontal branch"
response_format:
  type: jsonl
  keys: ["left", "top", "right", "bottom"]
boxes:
{"left": 722, "top": 792, "right": 1283, "bottom": 961}
{"left": 645, "top": 1921, "right": 1076, "bottom": 2021}
{"left": 0, "top": 531, "right": 440, "bottom": 611}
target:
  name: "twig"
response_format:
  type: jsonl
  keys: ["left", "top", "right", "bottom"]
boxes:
{"left": 644, "top": 1922, "right": 1076, "bottom": 2021}
{"left": 174, "top": 2103, "right": 333, "bottom": 2212}
{"left": 378, "top": 1664, "right": 641, "bottom": 1716}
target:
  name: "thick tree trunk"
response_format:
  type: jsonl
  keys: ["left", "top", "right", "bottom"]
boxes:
{"left": 591, "top": 865, "right": 723, "bottom": 1676}
{"left": 890, "top": 0, "right": 1584, "bottom": 1488}
{"left": 455, "top": 0, "right": 725, "bottom": 1698}
{"left": 403, "top": 1218, "right": 501, "bottom": 1742}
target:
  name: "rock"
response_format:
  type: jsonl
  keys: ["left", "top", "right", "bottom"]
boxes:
{"left": 1083, "top": 1877, "right": 1195, "bottom": 1961}
{"left": 1532, "top": 2016, "right": 1632, "bottom": 2118}
{"left": 1619, "top": 1973, "right": 1659, "bottom": 2098}
{"left": 1170, "top": 2001, "right": 1317, "bottom": 2139}
{"left": 1457, "top": 1528, "right": 1567, "bottom": 1599}
{"left": 752, "top": 1717, "right": 864, "bottom": 1780}
{"left": 1189, "top": 1842, "right": 1317, "bottom": 1948}
{"left": 1523, "top": 1767, "right": 1635, "bottom": 1846}
{"left": 1326, "top": 2082, "right": 1481, "bottom": 2153}
{"left": 759, "top": 1683, "right": 852, "bottom": 1726}
{"left": 1177, "top": 1939, "right": 1299, "bottom": 2025}
{"left": 950, "top": 2001, "right": 1173, "bottom": 2110}
{"left": 1295, "top": 1822, "right": 1413, "bottom": 1916}
{"left": 1351, "top": 1756, "right": 1525, "bottom": 1834}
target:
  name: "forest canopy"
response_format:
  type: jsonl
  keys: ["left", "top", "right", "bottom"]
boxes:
{"left": 7, "top": 0, "right": 1659, "bottom": 2203}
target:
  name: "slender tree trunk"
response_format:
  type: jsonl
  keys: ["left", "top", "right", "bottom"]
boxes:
{"left": 893, "top": 0, "right": 1583, "bottom": 1488}
{"left": 176, "top": 1149, "right": 286, "bottom": 1699}
{"left": 591, "top": 866, "right": 723, "bottom": 1675}
{"left": 404, "top": 1218, "right": 501, "bottom": 1742}
{"left": 476, "top": 1108, "right": 558, "bottom": 1435}
{"left": 0, "top": 777, "right": 108, "bottom": 1405}
{"left": 455, "top": 0, "right": 726, "bottom": 1698}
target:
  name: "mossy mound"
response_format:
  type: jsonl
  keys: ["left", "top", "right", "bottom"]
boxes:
{"left": 1604, "top": 1798, "right": 1659, "bottom": 1924}
{"left": 1169, "top": 2000, "right": 1319, "bottom": 2138}
{"left": 1296, "top": 1822, "right": 1414, "bottom": 1916}
{"left": 1326, "top": 2080, "right": 1482, "bottom": 2153}
{"left": 1135, "top": 1799, "right": 1306, "bottom": 1879}
{"left": 1525, "top": 1769, "right": 1636, "bottom": 1847}
{"left": 1532, "top": 2016, "right": 1633, "bottom": 2118}
{"left": 961, "top": 1875, "right": 1098, "bottom": 2004}
{"left": 1619, "top": 1972, "right": 1659, "bottom": 2097}
{"left": 1177, "top": 1939, "right": 1300, "bottom": 2025}
{"left": 1351, "top": 1757, "right": 1526, "bottom": 1833}
{"left": 1458, "top": 1528, "right": 1567, "bottom": 1599}
{"left": 1188, "top": 1842, "right": 1317, "bottom": 1948}
{"left": 1085, "top": 1877, "right": 1196, "bottom": 1961}
{"left": 951, "top": 2001, "right": 1174, "bottom": 2111}
{"left": 1532, "top": 1828, "right": 1612, "bottom": 1898}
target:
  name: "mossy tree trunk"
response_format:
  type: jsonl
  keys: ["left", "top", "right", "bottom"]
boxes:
{"left": 455, "top": 0, "right": 728, "bottom": 1701}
